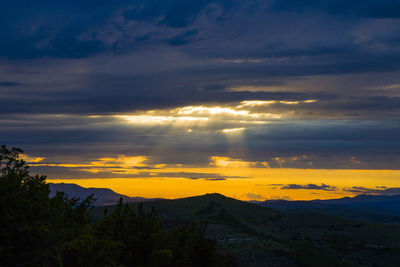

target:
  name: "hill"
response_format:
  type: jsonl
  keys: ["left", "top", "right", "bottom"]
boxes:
{"left": 94, "top": 193, "right": 400, "bottom": 267}
{"left": 47, "top": 183, "right": 400, "bottom": 266}
{"left": 48, "top": 183, "right": 162, "bottom": 206}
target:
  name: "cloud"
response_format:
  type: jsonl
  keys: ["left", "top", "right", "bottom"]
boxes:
{"left": 28, "top": 153, "right": 246, "bottom": 180}
{"left": 221, "top": 127, "right": 246, "bottom": 133}
{"left": 210, "top": 156, "right": 255, "bottom": 167}
{"left": 20, "top": 154, "right": 45, "bottom": 163}
{"left": 265, "top": 195, "right": 292, "bottom": 201}
{"left": 0, "top": 0, "right": 235, "bottom": 59}
{"left": 343, "top": 186, "right": 400, "bottom": 195}
{"left": 0, "top": 82, "right": 22, "bottom": 87}
{"left": 2, "top": 110, "right": 400, "bottom": 170}
{"left": 168, "top": 29, "right": 199, "bottom": 46}
{"left": 209, "top": 156, "right": 267, "bottom": 168}
{"left": 244, "top": 192, "right": 264, "bottom": 200}
{"left": 148, "top": 172, "right": 245, "bottom": 180}
{"left": 270, "top": 0, "right": 400, "bottom": 19}
{"left": 279, "top": 183, "right": 337, "bottom": 191}
{"left": 1, "top": 0, "right": 400, "bottom": 173}
{"left": 31, "top": 155, "right": 150, "bottom": 175}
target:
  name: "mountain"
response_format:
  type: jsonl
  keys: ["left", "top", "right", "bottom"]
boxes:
{"left": 314, "top": 194, "right": 400, "bottom": 211}
{"left": 94, "top": 193, "right": 400, "bottom": 267}
{"left": 48, "top": 183, "right": 162, "bottom": 206}
{"left": 47, "top": 184, "right": 400, "bottom": 266}
{"left": 252, "top": 194, "right": 400, "bottom": 223}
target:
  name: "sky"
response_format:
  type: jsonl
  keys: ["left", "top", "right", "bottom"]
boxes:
{"left": 2, "top": 0, "right": 400, "bottom": 200}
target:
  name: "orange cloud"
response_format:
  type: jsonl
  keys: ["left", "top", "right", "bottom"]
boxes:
{"left": 20, "top": 154, "right": 45, "bottom": 163}
{"left": 31, "top": 155, "right": 149, "bottom": 174}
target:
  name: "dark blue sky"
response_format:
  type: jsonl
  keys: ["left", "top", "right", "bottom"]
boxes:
{"left": 1, "top": 0, "right": 400, "bottom": 176}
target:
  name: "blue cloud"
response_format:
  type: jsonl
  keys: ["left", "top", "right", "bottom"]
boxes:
{"left": 168, "top": 29, "right": 199, "bottom": 46}
{"left": 271, "top": 0, "right": 400, "bottom": 18}
{"left": 0, "top": 0, "right": 240, "bottom": 58}
{"left": 0, "top": 82, "right": 21, "bottom": 87}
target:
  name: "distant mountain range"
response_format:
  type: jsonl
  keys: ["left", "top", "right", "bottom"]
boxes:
{"left": 93, "top": 192, "right": 400, "bottom": 266}
{"left": 48, "top": 183, "right": 162, "bottom": 206}
{"left": 252, "top": 194, "right": 400, "bottom": 223}
{"left": 47, "top": 183, "right": 400, "bottom": 265}
{"left": 49, "top": 182, "right": 400, "bottom": 223}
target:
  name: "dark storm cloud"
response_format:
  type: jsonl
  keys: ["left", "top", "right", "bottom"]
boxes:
{"left": 1, "top": 1, "right": 116, "bottom": 59}
{"left": 1, "top": 0, "right": 400, "bottom": 105}
{"left": 123, "top": 0, "right": 237, "bottom": 28}
{"left": 1, "top": 0, "right": 400, "bottom": 172}
{"left": 168, "top": 29, "right": 199, "bottom": 46}
{"left": 0, "top": 0, "right": 236, "bottom": 58}
{"left": 0, "top": 0, "right": 398, "bottom": 63}
{"left": 0, "top": 86, "right": 334, "bottom": 115}
{"left": 0, "top": 82, "right": 22, "bottom": 87}
{"left": 278, "top": 183, "right": 337, "bottom": 191}
{"left": 2, "top": 113, "right": 400, "bottom": 169}
{"left": 2, "top": 62, "right": 400, "bottom": 117}
{"left": 343, "top": 186, "right": 400, "bottom": 195}
{"left": 271, "top": 0, "right": 400, "bottom": 18}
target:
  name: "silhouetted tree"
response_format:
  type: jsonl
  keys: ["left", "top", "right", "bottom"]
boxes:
{"left": 0, "top": 145, "right": 94, "bottom": 266}
{"left": 0, "top": 145, "right": 234, "bottom": 267}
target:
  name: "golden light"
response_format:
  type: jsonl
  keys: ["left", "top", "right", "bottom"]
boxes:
{"left": 209, "top": 156, "right": 256, "bottom": 168}
{"left": 20, "top": 154, "right": 45, "bottom": 163}
{"left": 279, "top": 101, "right": 300, "bottom": 105}
{"left": 49, "top": 168, "right": 400, "bottom": 201}
{"left": 175, "top": 105, "right": 251, "bottom": 116}
{"left": 221, "top": 127, "right": 246, "bottom": 133}
{"left": 237, "top": 100, "right": 277, "bottom": 108}
{"left": 114, "top": 115, "right": 208, "bottom": 125}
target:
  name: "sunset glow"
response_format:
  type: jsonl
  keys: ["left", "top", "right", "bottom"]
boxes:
{"left": 49, "top": 168, "right": 400, "bottom": 201}
{"left": 2, "top": 0, "right": 400, "bottom": 202}
{"left": 25, "top": 152, "right": 400, "bottom": 201}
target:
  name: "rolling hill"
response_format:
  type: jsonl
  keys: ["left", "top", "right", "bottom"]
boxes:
{"left": 48, "top": 184, "right": 400, "bottom": 266}
{"left": 94, "top": 193, "right": 400, "bottom": 267}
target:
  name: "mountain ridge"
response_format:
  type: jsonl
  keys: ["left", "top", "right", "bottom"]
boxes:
{"left": 48, "top": 182, "right": 163, "bottom": 206}
{"left": 49, "top": 182, "right": 400, "bottom": 222}
{"left": 252, "top": 194, "right": 400, "bottom": 223}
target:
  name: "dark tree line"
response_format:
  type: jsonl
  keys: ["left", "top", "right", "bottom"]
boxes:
{"left": 0, "top": 145, "right": 234, "bottom": 266}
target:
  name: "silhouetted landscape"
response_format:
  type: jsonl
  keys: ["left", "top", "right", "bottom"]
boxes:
{"left": 2, "top": 1, "right": 400, "bottom": 266}
{"left": 3, "top": 145, "right": 400, "bottom": 266}
{"left": 56, "top": 183, "right": 400, "bottom": 266}
{"left": 50, "top": 182, "right": 400, "bottom": 224}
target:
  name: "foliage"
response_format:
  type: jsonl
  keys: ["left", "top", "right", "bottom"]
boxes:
{"left": 0, "top": 145, "right": 231, "bottom": 266}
